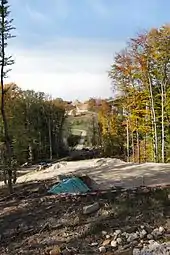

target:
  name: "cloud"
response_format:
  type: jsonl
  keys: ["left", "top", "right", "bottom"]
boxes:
{"left": 25, "top": 4, "right": 47, "bottom": 23}
{"left": 87, "top": 0, "right": 161, "bottom": 26}
{"left": 7, "top": 38, "right": 125, "bottom": 101}
{"left": 87, "top": 0, "right": 110, "bottom": 18}
{"left": 52, "top": 0, "right": 69, "bottom": 20}
{"left": 25, "top": 0, "right": 69, "bottom": 23}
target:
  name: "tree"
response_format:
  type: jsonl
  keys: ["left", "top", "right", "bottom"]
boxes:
{"left": 0, "top": 0, "right": 15, "bottom": 193}
{"left": 109, "top": 24, "right": 170, "bottom": 163}
{"left": 98, "top": 99, "right": 126, "bottom": 158}
{"left": 1, "top": 87, "right": 67, "bottom": 164}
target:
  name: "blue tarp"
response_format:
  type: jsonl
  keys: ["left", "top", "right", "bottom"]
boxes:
{"left": 48, "top": 177, "right": 90, "bottom": 194}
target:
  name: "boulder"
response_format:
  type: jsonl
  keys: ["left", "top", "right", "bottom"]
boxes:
{"left": 83, "top": 202, "right": 100, "bottom": 214}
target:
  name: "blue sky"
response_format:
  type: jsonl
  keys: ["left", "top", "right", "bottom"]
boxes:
{"left": 8, "top": 0, "right": 170, "bottom": 100}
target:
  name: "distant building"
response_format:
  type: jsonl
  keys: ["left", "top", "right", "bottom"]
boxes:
{"left": 66, "top": 101, "right": 89, "bottom": 116}
{"left": 75, "top": 102, "right": 89, "bottom": 115}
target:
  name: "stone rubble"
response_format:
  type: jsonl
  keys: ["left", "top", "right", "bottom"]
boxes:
{"left": 97, "top": 225, "right": 170, "bottom": 254}
{"left": 136, "top": 241, "right": 170, "bottom": 255}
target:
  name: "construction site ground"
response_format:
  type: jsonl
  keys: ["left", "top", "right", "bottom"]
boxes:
{"left": 0, "top": 158, "right": 170, "bottom": 254}
{"left": 0, "top": 180, "right": 170, "bottom": 255}
{"left": 9, "top": 158, "right": 170, "bottom": 189}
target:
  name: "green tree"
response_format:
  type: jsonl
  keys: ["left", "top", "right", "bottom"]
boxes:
{"left": 0, "top": 0, "right": 15, "bottom": 192}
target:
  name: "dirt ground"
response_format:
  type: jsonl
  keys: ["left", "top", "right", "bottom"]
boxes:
{"left": 7, "top": 158, "right": 170, "bottom": 190}
{"left": 0, "top": 179, "right": 170, "bottom": 255}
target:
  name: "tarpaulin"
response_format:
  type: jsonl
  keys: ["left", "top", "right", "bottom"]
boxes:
{"left": 48, "top": 177, "right": 90, "bottom": 194}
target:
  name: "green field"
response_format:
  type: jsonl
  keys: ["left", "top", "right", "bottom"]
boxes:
{"left": 64, "top": 113, "right": 97, "bottom": 147}
{"left": 67, "top": 113, "right": 94, "bottom": 131}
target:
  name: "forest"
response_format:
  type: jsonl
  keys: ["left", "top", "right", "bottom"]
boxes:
{"left": 0, "top": 85, "right": 67, "bottom": 176}
{"left": 96, "top": 24, "right": 170, "bottom": 164}
{"left": 1, "top": 25, "right": 170, "bottom": 191}
{"left": 0, "top": 1, "right": 170, "bottom": 193}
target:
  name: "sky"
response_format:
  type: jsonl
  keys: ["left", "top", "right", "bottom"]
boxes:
{"left": 7, "top": 0, "right": 170, "bottom": 101}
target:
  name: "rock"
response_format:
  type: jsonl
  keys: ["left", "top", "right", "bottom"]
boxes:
{"left": 137, "top": 243, "right": 143, "bottom": 249}
{"left": 99, "top": 246, "right": 106, "bottom": 253}
{"left": 140, "top": 241, "right": 170, "bottom": 254}
{"left": 114, "top": 248, "right": 132, "bottom": 255}
{"left": 131, "top": 240, "right": 139, "bottom": 247}
{"left": 127, "top": 233, "right": 138, "bottom": 242}
{"left": 132, "top": 248, "right": 140, "bottom": 255}
{"left": 49, "top": 246, "right": 61, "bottom": 255}
{"left": 121, "top": 232, "right": 127, "bottom": 237}
{"left": 114, "top": 229, "right": 121, "bottom": 236}
{"left": 159, "top": 226, "right": 165, "bottom": 233}
{"left": 102, "top": 239, "right": 111, "bottom": 246}
{"left": 148, "top": 239, "right": 156, "bottom": 244}
{"left": 147, "top": 234, "right": 153, "bottom": 240}
{"left": 62, "top": 250, "right": 71, "bottom": 255}
{"left": 83, "top": 202, "right": 100, "bottom": 214}
{"left": 90, "top": 242, "right": 98, "bottom": 247}
{"left": 125, "top": 233, "right": 130, "bottom": 239}
{"left": 102, "top": 231, "right": 107, "bottom": 236}
{"left": 139, "top": 229, "right": 147, "bottom": 238}
{"left": 116, "top": 237, "right": 122, "bottom": 244}
{"left": 111, "top": 240, "right": 117, "bottom": 248}
{"left": 139, "top": 240, "right": 144, "bottom": 247}
{"left": 106, "top": 234, "right": 111, "bottom": 239}
{"left": 151, "top": 228, "right": 162, "bottom": 238}
{"left": 123, "top": 244, "right": 132, "bottom": 250}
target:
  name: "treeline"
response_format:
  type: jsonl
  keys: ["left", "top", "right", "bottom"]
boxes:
{"left": 88, "top": 24, "right": 170, "bottom": 163}
{"left": 0, "top": 84, "right": 67, "bottom": 182}
{"left": 86, "top": 98, "right": 126, "bottom": 159}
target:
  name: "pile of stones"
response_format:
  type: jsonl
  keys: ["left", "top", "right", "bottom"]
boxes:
{"left": 90, "top": 225, "right": 170, "bottom": 254}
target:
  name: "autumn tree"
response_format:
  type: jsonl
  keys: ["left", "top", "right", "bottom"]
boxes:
{"left": 97, "top": 99, "right": 126, "bottom": 158}
{"left": 109, "top": 24, "right": 170, "bottom": 163}
{"left": 0, "top": 0, "right": 15, "bottom": 192}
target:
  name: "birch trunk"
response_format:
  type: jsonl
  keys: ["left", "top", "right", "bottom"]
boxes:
{"left": 48, "top": 118, "right": 52, "bottom": 161}
{"left": 126, "top": 119, "right": 130, "bottom": 162}
{"left": 136, "top": 128, "right": 140, "bottom": 163}
{"left": 132, "top": 132, "right": 135, "bottom": 162}
{"left": 161, "top": 81, "right": 165, "bottom": 163}
{"left": 28, "top": 144, "right": 33, "bottom": 163}
{"left": 144, "top": 133, "right": 147, "bottom": 162}
{"left": 147, "top": 64, "right": 158, "bottom": 162}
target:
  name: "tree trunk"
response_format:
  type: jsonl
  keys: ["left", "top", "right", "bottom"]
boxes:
{"left": 126, "top": 119, "right": 130, "bottom": 162}
{"left": 136, "top": 119, "right": 140, "bottom": 163}
{"left": 3, "top": 168, "right": 7, "bottom": 184}
{"left": 0, "top": 0, "right": 15, "bottom": 193}
{"left": 28, "top": 143, "right": 33, "bottom": 163}
{"left": 144, "top": 133, "right": 147, "bottom": 162}
{"left": 144, "top": 102, "right": 148, "bottom": 162}
{"left": 131, "top": 132, "right": 135, "bottom": 162}
{"left": 161, "top": 82, "right": 165, "bottom": 163}
{"left": 0, "top": 22, "right": 13, "bottom": 193}
{"left": 147, "top": 68, "right": 158, "bottom": 162}
{"left": 136, "top": 129, "right": 140, "bottom": 163}
{"left": 92, "top": 115, "right": 96, "bottom": 147}
{"left": 48, "top": 118, "right": 52, "bottom": 161}
{"left": 13, "top": 168, "right": 17, "bottom": 184}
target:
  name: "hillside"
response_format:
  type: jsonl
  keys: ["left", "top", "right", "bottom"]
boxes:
{"left": 64, "top": 113, "right": 97, "bottom": 149}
